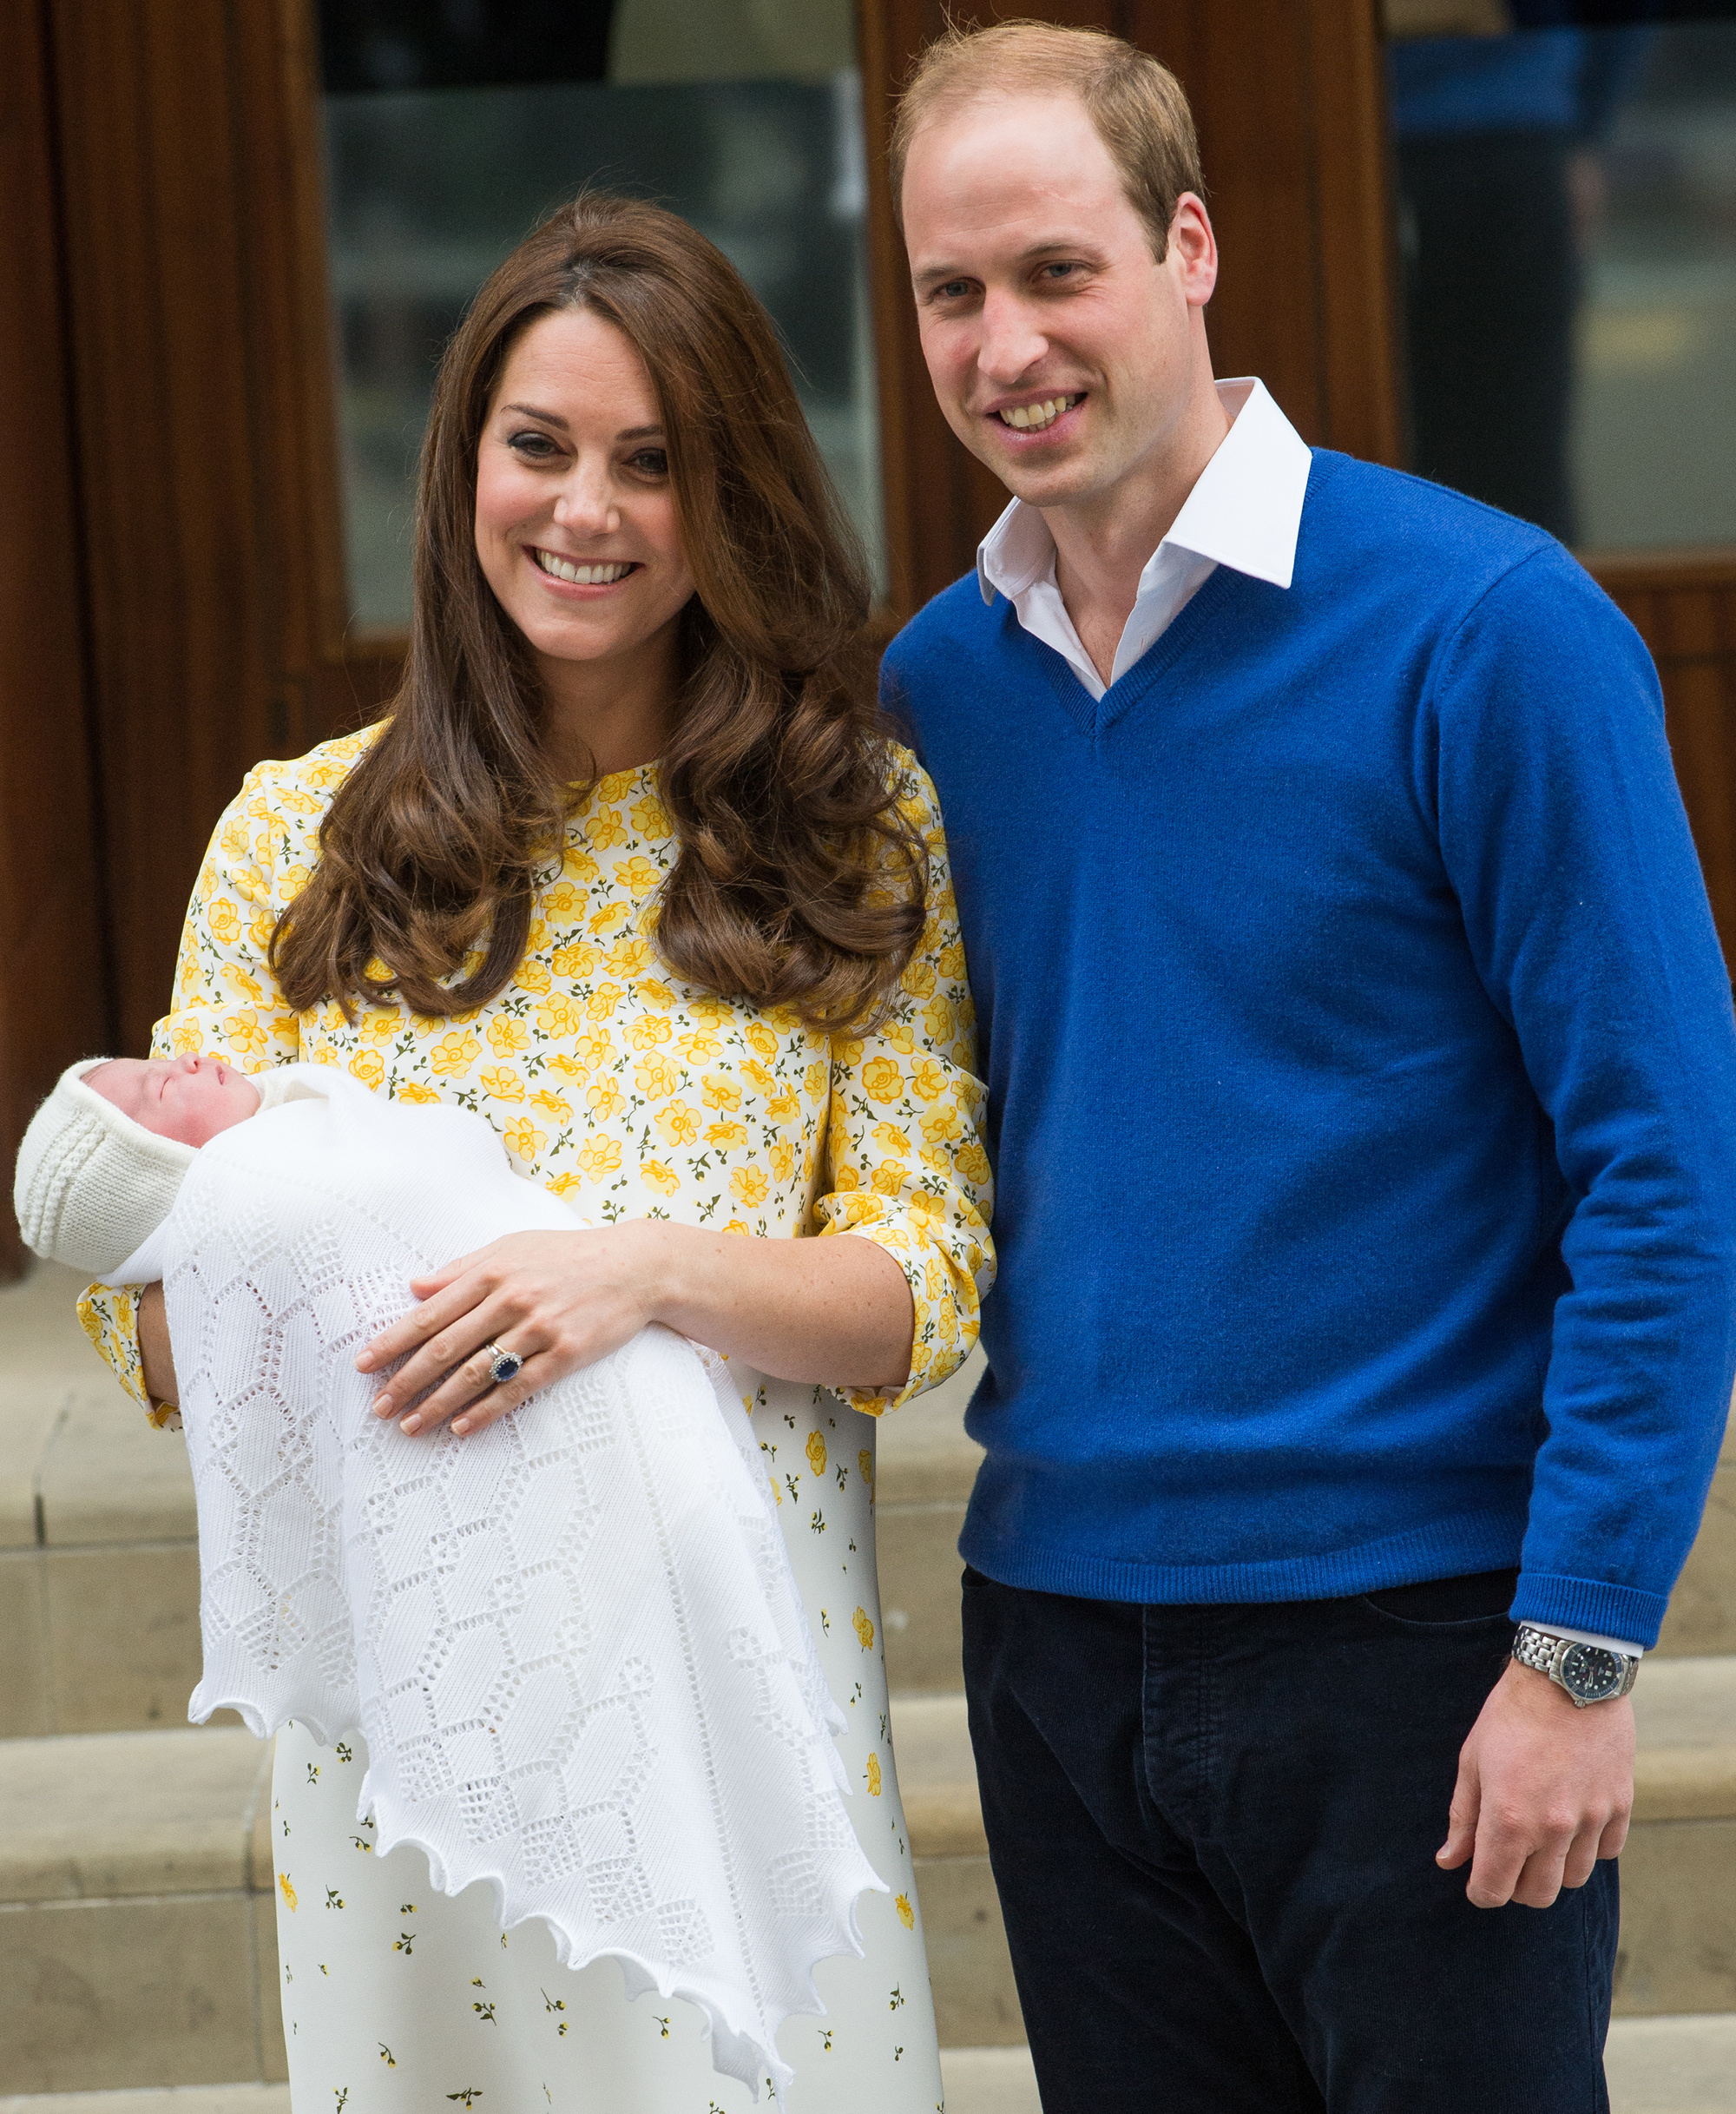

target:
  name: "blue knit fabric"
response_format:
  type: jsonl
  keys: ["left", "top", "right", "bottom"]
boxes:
{"left": 883, "top": 451, "right": 1736, "bottom": 1647}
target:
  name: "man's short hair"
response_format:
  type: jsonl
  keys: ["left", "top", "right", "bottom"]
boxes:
{"left": 888, "top": 18, "right": 1205, "bottom": 260}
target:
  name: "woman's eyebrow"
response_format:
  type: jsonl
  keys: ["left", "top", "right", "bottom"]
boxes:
{"left": 501, "top": 402, "right": 569, "bottom": 429}
{"left": 617, "top": 425, "right": 664, "bottom": 441}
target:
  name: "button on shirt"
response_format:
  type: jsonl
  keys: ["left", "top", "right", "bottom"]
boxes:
{"left": 974, "top": 373, "right": 1646, "bottom": 1666}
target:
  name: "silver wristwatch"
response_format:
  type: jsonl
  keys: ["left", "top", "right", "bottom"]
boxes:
{"left": 1512, "top": 1624, "right": 1639, "bottom": 1708}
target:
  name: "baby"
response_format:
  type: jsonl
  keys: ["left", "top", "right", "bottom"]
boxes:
{"left": 11, "top": 1053, "right": 877, "bottom": 2098}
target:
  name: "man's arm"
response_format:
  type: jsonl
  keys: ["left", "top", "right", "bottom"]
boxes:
{"left": 1430, "top": 550, "right": 1736, "bottom": 1905}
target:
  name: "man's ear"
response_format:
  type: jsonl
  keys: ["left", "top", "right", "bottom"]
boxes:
{"left": 1168, "top": 194, "right": 1220, "bottom": 308}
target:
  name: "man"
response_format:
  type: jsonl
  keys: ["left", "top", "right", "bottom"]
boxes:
{"left": 882, "top": 22, "right": 1736, "bottom": 2112}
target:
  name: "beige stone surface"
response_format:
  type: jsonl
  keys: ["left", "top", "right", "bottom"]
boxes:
{"left": 42, "top": 1544, "right": 205, "bottom": 1735}
{"left": 912, "top": 1853, "right": 1025, "bottom": 2048}
{"left": 878, "top": 1347, "right": 984, "bottom": 1506}
{"left": 0, "top": 1551, "right": 50, "bottom": 1737}
{"left": 1607, "top": 2012, "right": 1736, "bottom": 2111}
{"left": 938, "top": 2044, "right": 1041, "bottom": 2113}
{"left": 879, "top": 1500, "right": 970, "bottom": 1694}
{"left": 251, "top": 1892, "right": 287, "bottom": 2083}
{"left": 0, "top": 2091, "right": 290, "bottom": 2112}
{"left": 0, "top": 1729, "right": 269, "bottom": 1904}
{"left": 891, "top": 1692, "right": 983, "bottom": 1856}
{"left": 1658, "top": 1459, "right": 1736, "bottom": 1656}
{"left": 1614, "top": 1817, "right": 1736, "bottom": 2013}
{"left": 0, "top": 1892, "right": 265, "bottom": 2093}
{"left": 37, "top": 1395, "right": 197, "bottom": 1548}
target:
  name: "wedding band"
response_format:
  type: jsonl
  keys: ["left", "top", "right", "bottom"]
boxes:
{"left": 482, "top": 1340, "right": 523, "bottom": 1387}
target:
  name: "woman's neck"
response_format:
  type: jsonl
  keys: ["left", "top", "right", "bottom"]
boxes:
{"left": 534, "top": 622, "right": 682, "bottom": 782}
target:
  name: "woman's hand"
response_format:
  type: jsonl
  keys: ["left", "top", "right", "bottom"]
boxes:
{"left": 358, "top": 1224, "right": 664, "bottom": 1438}
{"left": 358, "top": 1220, "right": 914, "bottom": 1438}
{"left": 139, "top": 1282, "right": 178, "bottom": 1406}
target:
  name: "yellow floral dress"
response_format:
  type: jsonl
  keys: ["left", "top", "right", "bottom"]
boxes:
{"left": 78, "top": 728, "right": 992, "bottom": 2113}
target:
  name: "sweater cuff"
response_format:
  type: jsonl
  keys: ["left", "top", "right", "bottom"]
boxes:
{"left": 1511, "top": 1571, "right": 1669, "bottom": 1652}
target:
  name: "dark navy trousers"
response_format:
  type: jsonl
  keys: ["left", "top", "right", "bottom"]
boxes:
{"left": 962, "top": 1565, "right": 1617, "bottom": 2113}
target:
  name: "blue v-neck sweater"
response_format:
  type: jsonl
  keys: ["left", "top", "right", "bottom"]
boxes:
{"left": 883, "top": 451, "right": 1736, "bottom": 1647}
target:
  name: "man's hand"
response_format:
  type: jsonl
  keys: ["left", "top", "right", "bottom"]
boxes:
{"left": 1437, "top": 1657, "right": 1634, "bottom": 1908}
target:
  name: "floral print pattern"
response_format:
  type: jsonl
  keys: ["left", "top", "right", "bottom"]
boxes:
{"left": 79, "top": 728, "right": 994, "bottom": 1421}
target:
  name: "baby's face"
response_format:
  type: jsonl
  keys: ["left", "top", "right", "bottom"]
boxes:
{"left": 86, "top": 1054, "right": 260, "bottom": 1148}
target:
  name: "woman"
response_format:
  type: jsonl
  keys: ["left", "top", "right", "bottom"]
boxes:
{"left": 79, "top": 193, "right": 991, "bottom": 2111}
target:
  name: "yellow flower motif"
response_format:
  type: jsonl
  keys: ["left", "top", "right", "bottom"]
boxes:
{"left": 588, "top": 1080, "right": 626, "bottom": 1122}
{"left": 766, "top": 1090, "right": 799, "bottom": 1124}
{"left": 920, "top": 1103, "right": 963, "bottom": 1145}
{"left": 852, "top": 1607, "right": 875, "bottom": 1650}
{"left": 833, "top": 1036, "right": 865, "bottom": 1070}
{"left": 577, "top": 1137, "right": 623, "bottom": 1177}
{"left": 629, "top": 793, "right": 669, "bottom": 837}
{"left": 525, "top": 919, "right": 549, "bottom": 952}
{"left": 957, "top": 1141, "right": 991, "bottom": 1185}
{"left": 806, "top": 1430, "right": 827, "bottom": 1476}
{"left": 168, "top": 1017, "right": 204, "bottom": 1054}
{"left": 769, "top": 1468, "right": 782, "bottom": 1506}
{"left": 517, "top": 958, "right": 553, "bottom": 995}
{"left": 530, "top": 1090, "right": 572, "bottom": 1124}
{"left": 924, "top": 996, "right": 957, "bottom": 1043}
{"left": 884, "top": 1019, "right": 917, "bottom": 1057}
{"left": 895, "top": 1893, "right": 914, "bottom": 1931}
{"left": 636, "top": 978, "right": 676, "bottom": 1011}
{"left": 707, "top": 1122, "right": 748, "bottom": 1150}
{"left": 904, "top": 959, "right": 937, "bottom": 999}
{"left": 430, "top": 1029, "right": 481, "bottom": 1077}
{"left": 860, "top": 1057, "right": 903, "bottom": 1104}
{"left": 806, "top": 1061, "right": 829, "bottom": 1098}
{"left": 872, "top": 1121, "right": 911, "bottom": 1157}
{"left": 310, "top": 1044, "right": 339, "bottom": 1068}
{"left": 208, "top": 899, "right": 241, "bottom": 945}
{"left": 586, "top": 807, "right": 628, "bottom": 849}
{"left": 746, "top": 1022, "right": 778, "bottom": 1058}
{"left": 741, "top": 1059, "right": 776, "bottom": 1095}
{"left": 679, "top": 1030, "right": 721, "bottom": 1064}
{"left": 562, "top": 847, "right": 601, "bottom": 881}
{"left": 570, "top": 1031, "right": 613, "bottom": 1074}
{"left": 908, "top": 1057, "right": 947, "bottom": 1102}
{"left": 504, "top": 1116, "right": 546, "bottom": 1162}
{"left": 832, "top": 1163, "right": 860, "bottom": 1191}
{"left": 635, "top": 1052, "right": 680, "bottom": 1100}
{"left": 769, "top": 1140, "right": 795, "bottom": 1182}
{"left": 537, "top": 992, "right": 584, "bottom": 1037}
{"left": 731, "top": 1162, "right": 769, "bottom": 1209}
{"left": 542, "top": 881, "right": 582, "bottom": 915}
{"left": 628, "top": 1015, "right": 672, "bottom": 1051}
{"left": 552, "top": 942, "right": 604, "bottom": 978}
{"left": 690, "top": 995, "right": 731, "bottom": 1024}
{"left": 858, "top": 1448, "right": 873, "bottom": 1487}
{"left": 279, "top": 1873, "right": 298, "bottom": 1912}
{"left": 394, "top": 1080, "right": 441, "bottom": 1104}
{"left": 588, "top": 901, "right": 630, "bottom": 934}
{"left": 479, "top": 1066, "right": 523, "bottom": 1102}
{"left": 224, "top": 1011, "right": 268, "bottom": 1057}
{"left": 364, "top": 1009, "right": 399, "bottom": 1044}
{"left": 485, "top": 1014, "right": 529, "bottom": 1056}
{"left": 607, "top": 936, "right": 653, "bottom": 975}
{"left": 643, "top": 1159, "right": 681, "bottom": 1196}
{"left": 249, "top": 909, "right": 277, "bottom": 951}
{"left": 865, "top": 1753, "right": 882, "bottom": 1797}
{"left": 546, "top": 1171, "right": 583, "bottom": 1197}
{"left": 723, "top": 1219, "right": 751, "bottom": 1236}
{"left": 596, "top": 769, "right": 638, "bottom": 802}
{"left": 655, "top": 1102, "right": 700, "bottom": 1147}
{"left": 281, "top": 864, "right": 312, "bottom": 901}
{"left": 586, "top": 984, "right": 625, "bottom": 1020}
{"left": 348, "top": 1049, "right": 385, "bottom": 1090}
{"left": 546, "top": 1051, "right": 582, "bottom": 1079}
{"left": 618, "top": 854, "right": 662, "bottom": 898}
{"left": 702, "top": 1073, "right": 742, "bottom": 1112}
{"left": 871, "top": 1164, "right": 905, "bottom": 1198}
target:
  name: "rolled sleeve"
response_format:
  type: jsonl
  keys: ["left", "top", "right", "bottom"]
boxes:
{"left": 814, "top": 757, "right": 996, "bottom": 1412}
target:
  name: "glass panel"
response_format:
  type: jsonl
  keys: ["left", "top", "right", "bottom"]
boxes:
{"left": 319, "top": 0, "right": 882, "bottom": 629}
{"left": 1386, "top": 3, "right": 1736, "bottom": 552}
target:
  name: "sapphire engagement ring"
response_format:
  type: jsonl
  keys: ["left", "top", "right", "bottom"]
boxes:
{"left": 483, "top": 1341, "right": 523, "bottom": 1387}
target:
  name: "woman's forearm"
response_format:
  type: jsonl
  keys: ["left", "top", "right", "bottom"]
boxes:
{"left": 138, "top": 1282, "right": 178, "bottom": 1403}
{"left": 641, "top": 1223, "right": 914, "bottom": 1389}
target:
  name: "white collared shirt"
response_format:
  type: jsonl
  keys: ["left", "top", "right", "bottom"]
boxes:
{"left": 974, "top": 376, "right": 1647, "bottom": 1665}
{"left": 976, "top": 377, "right": 1313, "bottom": 700}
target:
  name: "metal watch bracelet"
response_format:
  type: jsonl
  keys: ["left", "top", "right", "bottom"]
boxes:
{"left": 1512, "top": 1623, "right": 1640, "bottom": 1709}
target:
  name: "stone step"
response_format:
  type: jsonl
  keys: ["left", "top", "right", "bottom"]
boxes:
{"left": 890, "top": 1651, "right": 1736, "bottom": 2041}
{"left": 0, "top": 2018, "right": 1730, "bottom": 2114}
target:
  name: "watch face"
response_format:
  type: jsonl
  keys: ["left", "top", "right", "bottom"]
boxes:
{"left": 1559, "top": 1643, "right": 1624, "bottom": 1702}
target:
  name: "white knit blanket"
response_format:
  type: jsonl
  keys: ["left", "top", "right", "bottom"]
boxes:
{"left": 110, "top": 1067, "right": 881, "bottom": 2099}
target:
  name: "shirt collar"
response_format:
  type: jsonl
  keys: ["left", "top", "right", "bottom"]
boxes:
{"left": 976, "top": 377, "right": 1312, "bottom": 605}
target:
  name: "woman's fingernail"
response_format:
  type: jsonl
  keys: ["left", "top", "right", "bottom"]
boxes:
{"left": 451, "top": 1418, "right": 470, "bottom": 1437}
{"left": 400, "top": 1413, "right": 421, "bottom": 1435}
{"left": 355, "top": 1353, "right": 373, "bottom": 1372}
{"left": 372, "top": 1395, "right": 392, "bottom": 1418}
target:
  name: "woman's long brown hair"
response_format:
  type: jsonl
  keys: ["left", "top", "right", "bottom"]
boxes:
{"left": 273, "top": 194, "right": 925, "bottom": 1031}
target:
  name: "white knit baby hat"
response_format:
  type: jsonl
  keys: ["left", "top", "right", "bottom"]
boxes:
{"left": 13, "top": 1060, "right": 197, "bottom": 1277}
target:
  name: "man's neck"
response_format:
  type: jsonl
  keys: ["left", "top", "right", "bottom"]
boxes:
{"left": 1044, "top": 374, "right": 1233, "bottom": 688}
